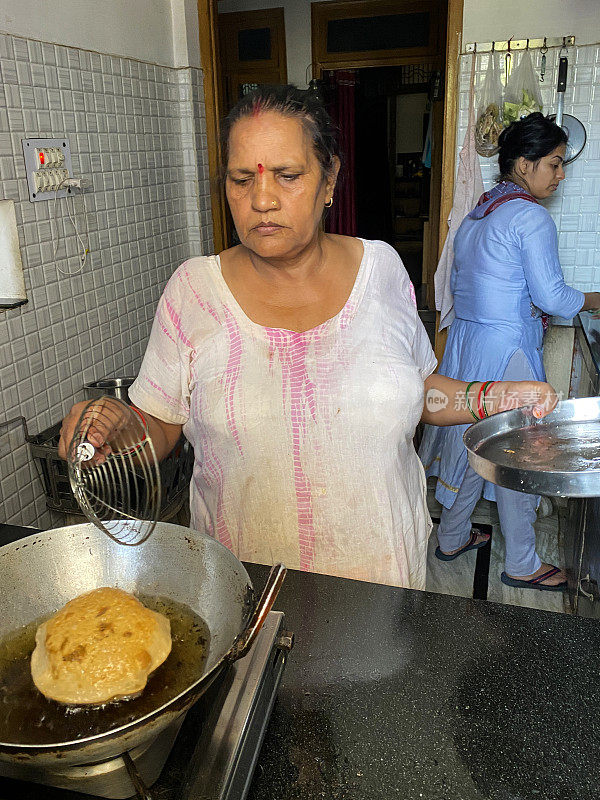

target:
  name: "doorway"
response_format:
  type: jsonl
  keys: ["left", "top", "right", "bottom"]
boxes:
{"left": 341, "top": 63, "right": 440, "bottom": 307}
{"left": 199, "top": 0, "right": 463, "bottom": 345}
{"left": 313, "top": 0, "right": 449, "bottom": 317}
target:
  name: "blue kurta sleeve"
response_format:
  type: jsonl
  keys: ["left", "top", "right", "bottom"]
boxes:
{"left": 513, "top": 203, "right": 584, "bottom": 318}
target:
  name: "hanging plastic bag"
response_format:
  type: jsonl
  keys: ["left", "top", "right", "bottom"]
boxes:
{"left": 475, "top": 52, "right": 504, "bottom": 157}
{"left": 503, "top": 49, "right": 543, "bottom": 125}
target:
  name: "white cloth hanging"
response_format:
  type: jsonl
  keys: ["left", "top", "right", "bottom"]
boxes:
{"left": 435, "top": 52, "right": 484, "bottom": 331}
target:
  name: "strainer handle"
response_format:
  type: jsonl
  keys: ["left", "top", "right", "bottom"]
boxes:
{"left": 228, "top": 563, "right": 287, "bottom": 662}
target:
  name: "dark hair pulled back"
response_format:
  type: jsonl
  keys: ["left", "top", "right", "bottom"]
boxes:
{"left": 497, "top": 112, "right": 567, "bottom": 179}
{"left": 221, "top": 84, "right": 339, "bottom": 180}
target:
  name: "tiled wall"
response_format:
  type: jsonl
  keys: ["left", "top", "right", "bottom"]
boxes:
{"left": 0, "top": 33, "right": 212, "bottom": 528}
{"left": 456, "top": 43, "right": 600, "bottom": 294}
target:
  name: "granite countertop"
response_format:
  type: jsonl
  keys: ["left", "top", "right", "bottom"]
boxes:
{"left": 244, "top": 563, "right": 600, "bottom": 800}
{"left": 1, "top": 525, "right": 598, "bottom": 800}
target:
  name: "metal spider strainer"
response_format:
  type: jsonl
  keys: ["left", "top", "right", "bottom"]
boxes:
{"left": 67, "top": 397, "right": 161, "bottom": 545}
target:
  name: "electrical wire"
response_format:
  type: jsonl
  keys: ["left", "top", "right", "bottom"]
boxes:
{"left": 52, "top": 179, "right": 90, "bottom": 276}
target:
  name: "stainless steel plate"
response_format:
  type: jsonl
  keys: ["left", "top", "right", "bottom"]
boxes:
{"left": 463, "top": 397, "right": 600, "bottom": 497}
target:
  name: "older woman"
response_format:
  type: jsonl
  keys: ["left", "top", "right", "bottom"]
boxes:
{"left": 419, "top": 113, "right": 600, "bottom": 592}
{"left": 59, "top": 87, "right": 556, "bottom": 590}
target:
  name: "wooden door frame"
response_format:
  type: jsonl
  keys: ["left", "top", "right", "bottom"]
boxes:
{"left": 198, "top": 0, "right": 227, "bottom": 253}
{"left": 435, "top": 0, "right": 463, "bottom": 360}
{"left": 312, "top": 0, "right": 443, "bottom": 69}
{"left": 197, "top": 0, "right": 463, "bottom": 324}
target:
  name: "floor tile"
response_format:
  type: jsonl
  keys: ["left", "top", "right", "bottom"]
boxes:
{"left": 425, "top": 480, "right": 571, "bottom": 614}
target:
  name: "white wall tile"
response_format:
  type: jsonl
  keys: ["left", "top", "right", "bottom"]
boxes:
{"left": 0, "top": 34, "right": 212, "bottom": 527}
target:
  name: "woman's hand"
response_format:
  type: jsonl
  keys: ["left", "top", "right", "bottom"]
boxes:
{"left": 58, "top": 401, "right": 91, "bottom": 460}
{"left": 58, "top": 397, "right": 132, "bottom": 465}
{"left": 421, "top": 375, "right": 558, "bottom": 426}
{"left": 488, "top": 380, "right": 558, "bottom": 419}
{"left": 581, "top": 291, "right": 600, "bottom": 314}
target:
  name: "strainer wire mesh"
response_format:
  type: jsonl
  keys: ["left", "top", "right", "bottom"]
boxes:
{"left": 67, "top": 398, "right": 161, "bottom": 545}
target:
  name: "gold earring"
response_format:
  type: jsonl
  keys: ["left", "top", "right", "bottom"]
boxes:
{"left": 324, "top": 198, "right": 333, "bottom": 208}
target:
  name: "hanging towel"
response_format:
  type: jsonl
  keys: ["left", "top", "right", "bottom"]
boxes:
{"left": 435, "top": 52, "right": 484, "bottom": 331}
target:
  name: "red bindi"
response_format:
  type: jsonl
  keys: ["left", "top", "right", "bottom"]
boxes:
{"left": 257, "top": 163, "right": 264, "bottom": 175}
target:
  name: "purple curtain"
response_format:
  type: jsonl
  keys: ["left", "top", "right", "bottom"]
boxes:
{"left": 325, "top": 70, "right": 357, "bottom": 236}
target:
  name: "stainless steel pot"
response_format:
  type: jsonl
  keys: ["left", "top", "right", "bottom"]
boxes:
{"left": 83, "top": 378, "right": 137, "bottom": 404}
{"left": 0, "top": 522, "right": 285, "bottom": 768}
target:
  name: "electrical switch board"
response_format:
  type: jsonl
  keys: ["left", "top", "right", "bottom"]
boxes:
{"left": 21, "top": 138, "right": 73, "bottom": 202}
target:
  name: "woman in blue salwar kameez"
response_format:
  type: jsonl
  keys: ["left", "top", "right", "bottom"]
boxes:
{"left": 419, "top": 113, "right": 600, "bottom": 591}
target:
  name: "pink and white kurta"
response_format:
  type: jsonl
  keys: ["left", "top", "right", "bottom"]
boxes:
{"left": 129, "top": 239, "right": 437, "bottom": 588}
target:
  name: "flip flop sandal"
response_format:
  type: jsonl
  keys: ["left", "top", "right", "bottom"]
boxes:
{"left": 500, "top": 566, "right": 567, "bottom": 592}
{"left": 435, "top": 528, "right": 490, "bottom": 562}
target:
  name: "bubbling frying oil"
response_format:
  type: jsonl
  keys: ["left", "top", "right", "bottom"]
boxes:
{"left": 0, "top": 595, "right": 210, "bottom": 745}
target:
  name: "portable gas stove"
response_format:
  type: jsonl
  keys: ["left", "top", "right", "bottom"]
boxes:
{"left": 0, "top": 612, "right": 292, "bottom": 800}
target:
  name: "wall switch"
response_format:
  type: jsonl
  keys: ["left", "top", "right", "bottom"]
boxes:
{"left": 21, "top": 138, "right": 73, "bottom": 202}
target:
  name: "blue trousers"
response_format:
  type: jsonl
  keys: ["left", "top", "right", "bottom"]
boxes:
{"left": 436, "top": 350, "right": 542, "bottom": 577}
{"left": 436, "top": 464, "right": 541, "bottom": 576}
